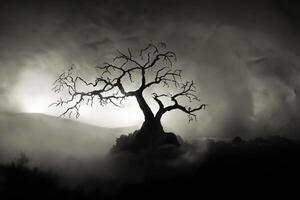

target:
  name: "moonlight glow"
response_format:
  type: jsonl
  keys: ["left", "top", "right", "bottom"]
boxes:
{"left": 11, "top": 67, "right": 145, "bottom": 127}
{"left": 77, "top": 97, "right": 145, "bottom": 127}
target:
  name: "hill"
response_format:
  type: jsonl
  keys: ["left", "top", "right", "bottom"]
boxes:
{"left": 0, "top": 112, "right": 135, "bottom": 170}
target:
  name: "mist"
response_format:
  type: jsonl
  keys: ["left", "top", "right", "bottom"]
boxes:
{"left": 1, "top": 1, "right": 300, "bottom": 199}
{"left": 1, "top": 0, "right": 300, "bottom": 145}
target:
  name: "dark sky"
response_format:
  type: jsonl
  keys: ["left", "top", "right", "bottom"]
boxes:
{"left": 1, "top": 0, "right": 300, "bottom": 139}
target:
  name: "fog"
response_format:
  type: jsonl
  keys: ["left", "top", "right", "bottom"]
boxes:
{"left": 1, "top": 0, "right": 300, "bottom": 142}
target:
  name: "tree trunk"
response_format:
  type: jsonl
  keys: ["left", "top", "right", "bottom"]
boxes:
{"left": 135, "top": 92, "right": 164, "bottom": 135}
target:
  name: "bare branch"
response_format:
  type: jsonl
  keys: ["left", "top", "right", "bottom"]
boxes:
{"left": 114, "top": 49, "right": 143, "bottom": 68}
{"left": 140, "top": 43, "right": 159, "bottom": 60}
{"left": 51, "top": 44, "right": 206, "bottom": 124}
{"left": 144, "top": 51, "right": 177, "bottom": 69}
{"left": 50, "top": 66, "right": 131, "bottom": 117}
{"left": 144, "top": 67, "right": 181, "bottom": 89}
{"left": 154, "top": 81, "right": 206, "bottom": 122}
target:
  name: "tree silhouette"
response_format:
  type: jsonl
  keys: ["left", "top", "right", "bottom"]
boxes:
{"left": 51, "top": 43, "right": 206, "bottom": 139}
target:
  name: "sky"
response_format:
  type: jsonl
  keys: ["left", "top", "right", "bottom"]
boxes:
{"left": 1, "top": 0, "right": 300, "bottom": 139}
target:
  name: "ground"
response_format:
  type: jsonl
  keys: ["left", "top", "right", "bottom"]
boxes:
{"left": 1, "top": 135, "right": 299, "bottom": 200}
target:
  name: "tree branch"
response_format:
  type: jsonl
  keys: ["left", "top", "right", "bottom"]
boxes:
{"left": 50, "top": 43, "right": 206, "bottom": 123}
{"left": 154, "top": 81, "right": 206, "bottom": 122}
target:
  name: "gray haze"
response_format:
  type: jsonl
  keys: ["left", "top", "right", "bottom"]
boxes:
{"left": 1, "top": 0, "right": 300, "bottom": 143}
{"left": 0, "top": 112, "right": 137, "bottom": 175}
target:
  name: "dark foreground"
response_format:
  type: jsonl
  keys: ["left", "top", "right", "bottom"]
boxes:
{"left": 1, "top": 135, "right": 299, "bottom": 200}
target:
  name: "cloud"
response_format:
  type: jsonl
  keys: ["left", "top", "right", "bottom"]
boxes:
{"left": 0, "top": 0, "right": 300, "bottom": 139}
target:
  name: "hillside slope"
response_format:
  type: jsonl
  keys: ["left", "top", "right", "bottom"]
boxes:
{"left": 0, "top": 112, "right": 136, "bottom": 168}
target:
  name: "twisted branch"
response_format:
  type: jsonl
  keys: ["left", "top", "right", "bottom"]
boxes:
{"left": 154, "top": 81, "right": 207, "bottom": 122}
{"left": 50, "top": 43, "right": 206, "bottom": 122}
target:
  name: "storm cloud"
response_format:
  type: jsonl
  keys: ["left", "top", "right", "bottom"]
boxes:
{"left": 0, "top": 0, "right": 300, "bottom": 139}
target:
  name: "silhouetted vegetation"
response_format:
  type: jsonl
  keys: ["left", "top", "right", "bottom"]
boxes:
{"left": 111, "top": 130, "right": 180, "bottom": 153}
{"left": 51, "top": 43, "right": 206, "bottom": 151}
{"left": 0, "top": 154, "right": 63, "bottom": 199}
{"left": 1, "top": 136, "right": 300, "bottom": 199}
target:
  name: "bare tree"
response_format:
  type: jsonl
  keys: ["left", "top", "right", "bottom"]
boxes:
{"left": 51, "top": 43, "right": 206, "bottom": 136}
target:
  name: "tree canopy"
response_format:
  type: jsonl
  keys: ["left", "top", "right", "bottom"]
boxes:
{"left": 51, "top": 43, "right": 206, "bottom": 133}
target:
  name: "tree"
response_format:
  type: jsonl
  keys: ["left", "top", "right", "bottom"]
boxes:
{"left": 51, "top": 43, "right": 206, "bottom": 138}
